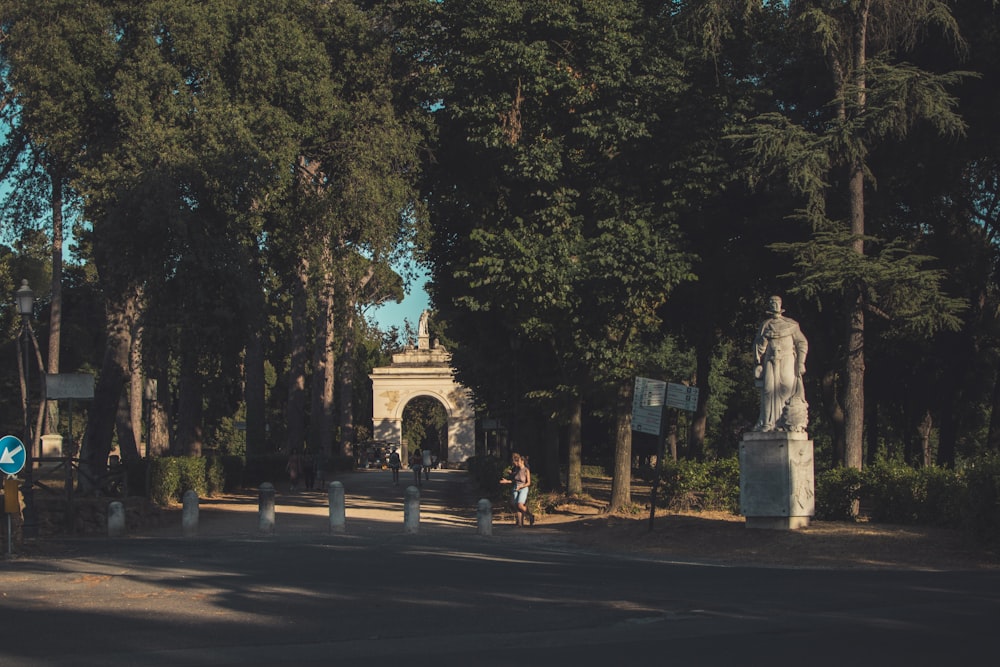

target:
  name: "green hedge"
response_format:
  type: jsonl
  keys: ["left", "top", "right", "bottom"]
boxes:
{"left": 814, "top": 466, "right": 864, "bottom": 521}
{"left": 652, "top": 457, "right": 741, "bottom": 513}
{"left": 961, "top": 454, "right": 1000, "bottom": 545}
{"left": 149, "top": 457, "right": 207, "bottom": 504}
{"left": 581, "top": 453, "right": 1000, "bottom": 545}
{"left": 814, "top": 457, "right": 1000, "bottom": 544}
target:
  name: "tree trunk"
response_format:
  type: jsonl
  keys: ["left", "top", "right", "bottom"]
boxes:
{"left": 45, "top": 171, "right": 63, "bottom": 436}
{"left": 566, "top": 396, "right": 583, "bottom": 495}
{"left": 286, "top": 256, "right": 310, "bottom": 454}
{"left": 337, "top": 262, "right": 376, "bottom": 458}
{"left": 245, "top": 327, "right": 267, "bottom": 456}
{"left": 668, "top": 412, "right": 678, "bottom": 462}
{"left": 821, "top": 369, "right": 846, "bottom": 466}
{"left": 843, "top": 153, "right": 867, "bottom": 471}
{"left": 115, "top": 389, "right": 140, "bottom": 461}
{"left": 688, "top": 342, "right": 711, "bottom": 461}
{"left": 865, "top": 400, "right": 880, "bottom": 466}
{"left": 128, "top": 323, "right": 144, "bottom": 457}
{"left": 176, "top": 350, "right": 203, "bottom": 457}
{"left": 542, "top": 416, "right": 560, "bottom": 493}
{"left": 607, "top": 381, "right": 633, "bottom": 513}
{"left": 844, "top": 283, "right": 865, "bottom": 470}
{"left": 313, "top": 269, "right": 336, "bottom": 456}
{"left": 918, "top": 409, "right": 933, "bottom": 468}
{"left": 148, "top": 367, "right": 171, "bottom": 457}
{"left": 79, "top": 282, "right": 141, "bottom": 492}
{"left": 146, "top": 344, "right": 171, "bottom": 457}
{"left": 336, "top": 327, "right": 354, "bottom": 458}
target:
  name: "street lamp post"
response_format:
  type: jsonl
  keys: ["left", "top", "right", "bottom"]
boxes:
{"left": 15, "top": 279, "right": 38, "bottom": 537}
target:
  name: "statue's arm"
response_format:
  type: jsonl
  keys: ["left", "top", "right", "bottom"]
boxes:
{"left": 753, "top": 326, "right": 767, "bottom": 377}
{"left": 794, "top": 326, "right": 808, "bottom": 376}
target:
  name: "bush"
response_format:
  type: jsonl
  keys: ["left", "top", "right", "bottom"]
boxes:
{"left": 149, "top": 458, "right": 182, "bottom": 505}
{"left": 817, "top": 461, "right": 965, "bottom": 527}
{"left": 815, "top": 466, "right": 864, "bottom": 521}
{"left": 919, "top": 465, "right": 965, "bottom": 527}
{"left": 148, "top": 456, "right": 215, "bottom": 504}
{"left": 962, "top": 454, "right": 1000, "bottom": 545}
{"left": 218, "top": 455, "right": 246, "bottom": 491}
{"left": 205, "top": 456, "right": 226, "bottom": 496}
{"left": 656, "top": 457, "right": 740, "bottom": 513}
{"left": 864, "top": 461, "right": 921, "bottom": 524}
{"left": 177, "top": 457, "right": 208, "bottom": 498}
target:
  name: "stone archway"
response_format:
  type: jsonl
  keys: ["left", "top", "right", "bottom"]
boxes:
{"left": 369, "top": 321, "right": 475, "bottom": 464}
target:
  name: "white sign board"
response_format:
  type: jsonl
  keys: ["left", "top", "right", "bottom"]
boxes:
{"left": 631, "top": 377, "right": 667, "bottom": 435}
{"left": 45, "top": 373, "right": 95, "bottom": 400}
{"left": 666, "top": 383, "right": 699, "bottom": 412}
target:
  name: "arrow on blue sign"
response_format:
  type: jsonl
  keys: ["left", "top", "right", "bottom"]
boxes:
{"left": 0, "top": 435, "right": 27, "bottom": 476}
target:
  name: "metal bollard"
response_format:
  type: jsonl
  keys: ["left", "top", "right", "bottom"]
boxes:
{"left": 328, "top": 481, "right": 345, "bottom": 533}
{"left": 107, "top": 500, "right": 125, "bottom": 538}
{"left": 403, "top": 485, "right": 420, "bottom": 534}
{"left": 182, "top": 490, "right": 199, "bottom": 537}
{"left": 477, "top": 498, "right": 493, "bottom": 536}
{"left": 258, "top": 482, "right": 275, "bottom": 534}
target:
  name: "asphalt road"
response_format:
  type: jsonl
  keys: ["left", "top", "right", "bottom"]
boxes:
{"left": 2, "top": 469, "right": 998, "bottom": 666}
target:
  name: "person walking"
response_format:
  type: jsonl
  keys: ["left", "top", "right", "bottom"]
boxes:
{"left": 302, "top": 451, "right": 316, "bottom": 491}
{"left": 286, "top": 449, "right": 303, "bottom": 492}
{"left": 410, "top": 449, "right": 423, "bottom": 486}
{"left": 388, "top": 447, "right": 401, "bottom": 485}
{"left": 500, "top": 452, "right": 535, "bottom": 526}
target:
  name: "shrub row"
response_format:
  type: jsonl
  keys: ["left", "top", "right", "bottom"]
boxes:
{"left": 467, "top": 453, "right": 1000, "bottom": 545}
{"left": 816, "top": 456, "right": 1000, "bottom": 544}
{"left": 145, "top": 453, "right": 357, "bottom": 504}
{"left": 148, "top": 457, "right": 224, "bottom": 505}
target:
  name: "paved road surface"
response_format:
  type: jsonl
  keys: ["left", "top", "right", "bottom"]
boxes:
{"left": 2, "top": 468, "right": 998, "bottom": 666}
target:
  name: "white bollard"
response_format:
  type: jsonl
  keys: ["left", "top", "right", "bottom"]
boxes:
{"left": 258, "top": 482, "right": 275, "bottom": 534}
{"left": 328, "top": 481, "right": 345, "bottom": 533}
{"left": 477, "top": 498, "right": 493, "bottom": 536}
{"left": 403, "top": 485, "right": 420, "bottom": 534}
{"left": 107, "top": 501, "right": 125, "bottom": 538}
{"left": 182, "top": 490, "right": 199, "bottom": 537}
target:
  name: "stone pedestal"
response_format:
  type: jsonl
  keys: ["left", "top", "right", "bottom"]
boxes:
{"left": 41, "top": 434, "right": 63, "bottom": 457}
{"left": 739, "top": 431, "right": 814, "bottom": 530}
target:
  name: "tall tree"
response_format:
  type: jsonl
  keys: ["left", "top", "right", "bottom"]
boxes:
{"left": 421, "top": 1, "right": 695, "bottom": 509}
{"left": 736, "top": 0, "right": 969, "bottom": 469}
{"left": 1, "top": 0, "right": 118, "bottom": 439}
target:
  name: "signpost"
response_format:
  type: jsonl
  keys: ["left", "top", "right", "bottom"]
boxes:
{"left": 2, "top": 435, "right": 27, "bottom": 556}
{"left": 631, "top": 377, "right": 667, "bottom": 435}
{"left": 632, "top": 379, "right": 700, "bottom": 532}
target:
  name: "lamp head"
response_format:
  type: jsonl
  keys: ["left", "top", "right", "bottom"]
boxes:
{"left": 15, "top": 279, "right": 34, "bottom": 317}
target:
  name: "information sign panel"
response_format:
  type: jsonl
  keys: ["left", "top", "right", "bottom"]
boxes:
{"left": 665, "top": 383, "right": 700, "bottom": 412}
{"left": 632, "top": 377, "right": 667, "bottom": 435}
{"left": 45, "top": 373, "right": 95, "bottom": 400}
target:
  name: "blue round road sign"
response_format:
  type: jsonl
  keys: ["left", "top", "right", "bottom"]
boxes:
{"left": 0, "top": 435, "right": 27, "bottom": 476}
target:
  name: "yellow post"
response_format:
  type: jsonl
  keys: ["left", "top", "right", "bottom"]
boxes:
{"left": 4, "top": 477, "right": 19, "bottom": 514}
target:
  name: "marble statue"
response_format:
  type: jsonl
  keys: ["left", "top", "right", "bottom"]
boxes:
{"left": 418, "top": 310, "right": 429, "bottom": 337}
{"left": 753, "top": 296, "right": 809, "bottom": 432}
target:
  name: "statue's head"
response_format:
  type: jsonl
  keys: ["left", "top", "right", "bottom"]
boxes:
{"left": 766, "top": 295, "right": 784, "bottom": 315}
